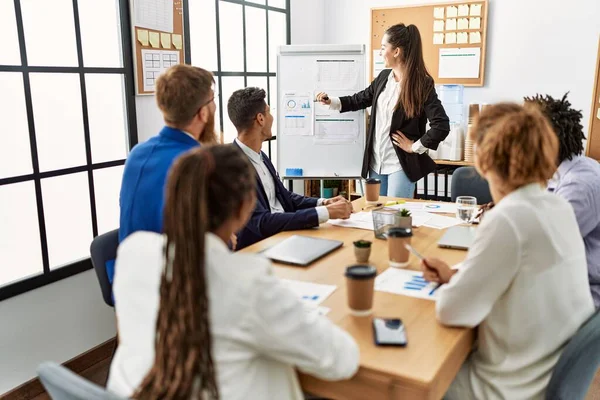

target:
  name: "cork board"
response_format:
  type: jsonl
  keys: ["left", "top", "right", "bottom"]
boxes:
{"left": 371, "top": 0, "right": 488, "bottom": 86}
{"left": 132, "top": 0, "right": 185, "bottom": 95}
{"left": 586, "top": 37, "right": 600, "bottom": 161}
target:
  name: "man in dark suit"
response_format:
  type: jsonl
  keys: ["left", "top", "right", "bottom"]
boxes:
{"left": 228, "top": 87, "right": 352, "bottom": 250}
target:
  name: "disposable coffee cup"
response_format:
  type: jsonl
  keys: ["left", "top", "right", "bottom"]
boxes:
{"left": 345, "top": 265, "right": 377, "bottom": 317}
{"left": 388, "top": 227, "right": 413, "bottom": 268}
{"left": 365, "top": 178, "right": 381, "bottom": 205}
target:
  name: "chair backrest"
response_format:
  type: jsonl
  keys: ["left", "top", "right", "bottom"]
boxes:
{"left": 37, "top": 362, "right": 125, "bottom": 400}
{"left": 546, "top": 310, "right": 600, "bottom": 400}
{"left": 450, "top": 166, "right": 493, "bottom": 204}
{"left": 90, "top": 229, "right": 119, "bottom": 307}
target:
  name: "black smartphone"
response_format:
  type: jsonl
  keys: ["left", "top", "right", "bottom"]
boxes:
{"left": 372, "top": 318, "right": 407, "bottom": 346}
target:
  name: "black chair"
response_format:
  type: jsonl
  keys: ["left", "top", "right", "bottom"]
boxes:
{"left": 545, "top": 310, "right": 600, "bottom": 400}
{"left": 90, "top": 229, "right": 119, "bottom": 307}
{"left": 450, "top": 166, "right": 493, "bottom": 205}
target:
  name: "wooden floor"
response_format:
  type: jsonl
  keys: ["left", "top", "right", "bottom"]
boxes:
{"left": 30, "top": 359, "right": 600, "bottom": 399}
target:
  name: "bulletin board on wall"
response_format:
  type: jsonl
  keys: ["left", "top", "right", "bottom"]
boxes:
{"left": 131, "top": 0, "right": 185, "bottom": 95}
{"left": 586, "top": 37, "right": 600, "bottom": 161}
{"left": 371, "top": 0, "right": 488, "bottom": 86}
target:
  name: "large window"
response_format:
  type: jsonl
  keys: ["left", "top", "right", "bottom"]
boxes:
{"left": 0, "top": 0, "right": 136, "bottom": 300}
{"left": 189, "top": 0, "right": 290, "bottom": 166}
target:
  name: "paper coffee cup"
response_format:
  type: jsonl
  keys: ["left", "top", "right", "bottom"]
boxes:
{"left": 388, "top": 227, "right": 413, "bottom": 268}
{"left": 345, "top": 265, "right": 377, "bottom": 316}
{"left": 365, "top": 178, "right": 381, "bottom": 204}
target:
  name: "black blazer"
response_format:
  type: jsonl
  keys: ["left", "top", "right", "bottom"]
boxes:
{"left": 339, "top": 69, "right": 450, "bottom": 182}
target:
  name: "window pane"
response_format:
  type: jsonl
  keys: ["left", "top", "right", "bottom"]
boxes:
{"left": 30, "top": 73, "right": 86, "bottom": 172}
{"left": 268, "top": 0, "right": 287, "bottom": 8}
{"left": 0, "top": 72, "right": 32, "bottom": 178}
{"left": 94, "top": 166, "right": 124, "bottom": 235}
{"left": 221, "top": 76, "right": 245, "bottom": 143}
{"left": 42, "top": 172, "right": 93, "bottom": 269}
{"left": 246, "top": 76, "right": 268, "bottom": 91}
{"left": 0, "top": 182, "right": 43, "bottom": 287}
{"left": 78, "top": 0, "right": 123, "bottom": 67}
{"left": 245, "top": 6, "right": 267, "bottom": 73}
{"left": 247, "top": 0, "right": 266, "bottom": 5}
{"left": 219, "top": 2, "right": 244, "bottom": 72}
{"left": 86, "top": 74, "right": 128, "bottom": 163}
{"left": 190, "top": 0, "right": 217, "bottom": 71}
{"left": 268, "top": 11, "right": 287, "bottom": 72}
{"left": 20, "top": 0, "right": 78, "bottom": 67}
{"left": 0, "top": 0, "right": 21, "bottom": 65}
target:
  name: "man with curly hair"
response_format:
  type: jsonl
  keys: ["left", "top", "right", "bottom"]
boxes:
{"left": 525, "top": 93, "right": 600, "bottom": 308}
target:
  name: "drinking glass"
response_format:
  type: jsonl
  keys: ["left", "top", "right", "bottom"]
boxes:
{"left": 456, "top": 196, "right": 477, "bottom": 224}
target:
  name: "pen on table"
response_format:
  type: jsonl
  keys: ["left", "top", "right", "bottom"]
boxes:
{"left": 404, "top": 244, "right": 441, "bottom": 294}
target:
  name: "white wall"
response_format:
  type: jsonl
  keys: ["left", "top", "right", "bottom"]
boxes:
{"left": 323, "top": 0, "right": 600, "bottom": 135}
{"left": 0, "top": 270, "right": 116, "bottom": 394}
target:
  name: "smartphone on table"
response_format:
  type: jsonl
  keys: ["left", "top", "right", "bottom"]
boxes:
{"left": 372, "top": 318, "right": 407, "bottom": 347}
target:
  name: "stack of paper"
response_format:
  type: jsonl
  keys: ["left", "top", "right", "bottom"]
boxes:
{"left": 329, "top": 211, "right": 374, "bottom": 230}
{"left": 375, "top": 268, "right": 440, "bottom": 300}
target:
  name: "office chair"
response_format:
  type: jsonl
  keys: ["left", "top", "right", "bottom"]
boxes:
{"left": 37, "top": 362, "right": 125, "bottom": 400}
{"left": 90, "top": 229, "right": 119, "bottom": 307}
{"left": 450, "top": 166, "right": 493, "bottom": 205}
{"left": 545, "top": 310, "right": 600, "bottom": 400}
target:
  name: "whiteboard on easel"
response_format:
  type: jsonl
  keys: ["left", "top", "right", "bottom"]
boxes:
{"left": 277, "top": 45, "right": 366, "bottom": 178}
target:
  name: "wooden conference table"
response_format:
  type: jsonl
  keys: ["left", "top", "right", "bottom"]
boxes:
{"left": 242, "top": 197, "right": 475, "bottom": 400}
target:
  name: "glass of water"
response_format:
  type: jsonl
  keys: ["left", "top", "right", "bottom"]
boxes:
{"left": 456, "top": 196, "right": 477, "bottom": 224}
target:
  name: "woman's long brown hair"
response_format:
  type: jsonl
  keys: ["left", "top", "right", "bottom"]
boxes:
{"left": 134, "top": 144, "right": 254, "bottom": 399}
{"left": 385, "top": 23, "right": 433, "bottom": 119}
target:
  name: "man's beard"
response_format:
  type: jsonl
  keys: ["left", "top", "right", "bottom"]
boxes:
{"left": 198, "top": 112, "right": 217, "bottom": 144}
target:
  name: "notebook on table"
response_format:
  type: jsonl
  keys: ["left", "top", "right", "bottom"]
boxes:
{"left": 437, "top": 226, "right": 476, "bottom": 250}
{"left": 262, "top": 235, "right": 343, "bottom": 266}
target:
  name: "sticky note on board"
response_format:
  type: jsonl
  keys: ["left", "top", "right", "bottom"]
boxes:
{"left": 470, "top": 4, "right": 482, "bottom": 16}
{"left": 469, "top": 32, "right": 481, "bottom": 44}
{"left": 446, "top": 18, "right": 457, "bottom": 31}
{"left": 172, "top": 34, "right": 183, "bottom": 49}
{"left": 137, "top": 29, "right": 149, "bottom": 46}
{"left": 434, "top": 7, "right": 445, "bottom": 19}
{"left": 457, "top": 32, "right": 469, "bottom": 44}
{"left": 433, "top": 20, "right": 445, "bottom": 32}
{"left": 447, "top": 6, "right": 458, "bottom": 18}
{"left": 445, "top": 32, "right": 457, "bottom": 44}
{"left": 149, "top": 32, "right": 160, "bottom": 48}
{"left": 457, "top": 18, "right": 469, "bottom": 30}
{"left": 160, "top": 32, "right": 171, "bottom": 48}
{"left": 458, "top": 4, "right": 470, "bottom": 16}
{"left": 469, "top": 17, "right": 481, "bottom": 30}
{"left": 433, "top": 33, "right": 444, "bottom": 44}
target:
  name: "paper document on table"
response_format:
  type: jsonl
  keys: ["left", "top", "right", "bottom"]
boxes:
{"left": 281, "top": 279, "right": 337, "bottom": 307}
{"left": 313, "top": 90, "right": 360, "bottom": 144}
{"left": 282, "top": 91, "right": 313, "bottom": 136}
{"left": 135, "top": 0, "right": 174, "bottom": 33}
{"left": 329, "top": 211, "right": 374, "bottom": 230}
{"left": 389, "top": 202, "right": 457, "bottom": 214}
{"left": 438, "top": 48, "right": 480, "bottom": 79}
{"left": 375, "top": 268, "right": 439, "bottom": 300}
{"left": 423, "top": 214, "right": 463, "bottom": 230}
{"left": 316, "top": 59, "right": 360, "bottom": 90}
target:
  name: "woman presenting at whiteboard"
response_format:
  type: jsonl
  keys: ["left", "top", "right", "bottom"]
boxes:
{"left": 317, "top": 24, "right": 450, "bottom": 198}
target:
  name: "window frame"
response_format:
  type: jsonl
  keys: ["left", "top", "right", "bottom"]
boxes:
{"left": 0, "top": 0, "right": 138, "bottom": 301}
{"left": 194, "top": 0, "right": 291, "bottom": 156}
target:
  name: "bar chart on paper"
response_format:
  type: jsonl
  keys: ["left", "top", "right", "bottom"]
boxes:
{"left": 375, "top": 268, "right": 440, "bottom": 300}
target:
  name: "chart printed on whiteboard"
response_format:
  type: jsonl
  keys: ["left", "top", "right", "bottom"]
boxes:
{"left": 316, "top": 59, "right": 360, "bottom": 90}
{"left": 313, "top": 90, "right": 360, "bottom": 144}
{"left": 135, "top": 0, "right": 174, "bottom": 33}
{"left": 282, "top": 91, "right": 313, "bottom": 136}
{"left": 141, "top": 49, "right": 179, "bottom": 91}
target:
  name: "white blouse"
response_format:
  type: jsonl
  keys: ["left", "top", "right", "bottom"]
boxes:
{"left": 107, "top": 232, "right": 359, "bottom": 399}
{"left": 438, "top": 184, "right": 595, "bottom": 399}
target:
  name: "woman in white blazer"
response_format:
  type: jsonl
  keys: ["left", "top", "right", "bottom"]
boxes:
{"left": 422, "top": 103, "right": 594, "bottom": 400}
{"left": 107, "top": 145, "right": 359, "bottom": 399}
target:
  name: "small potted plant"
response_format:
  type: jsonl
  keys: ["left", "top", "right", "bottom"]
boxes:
{"left": 322, "top": 180, "right": 339, "bottom": 198}
{"left": 353, "top": 240, "right": 372, "bottom": 263}
{"left": 397, "top": 208, "right": 412, "bottom": 228}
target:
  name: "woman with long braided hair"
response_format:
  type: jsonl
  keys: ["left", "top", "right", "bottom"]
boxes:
{"left": 107, "top": 144, "right": 359, "bottom": 399}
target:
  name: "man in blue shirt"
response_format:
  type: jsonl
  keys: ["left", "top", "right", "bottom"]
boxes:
{"left": 528, "top": 93, "right": 600, "bottom": 308}
{"left": 115, "top": 65, "right": 216, "bottom": 281}
{"left": 228, "top": 87, "right": 352, "bottom": 250}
